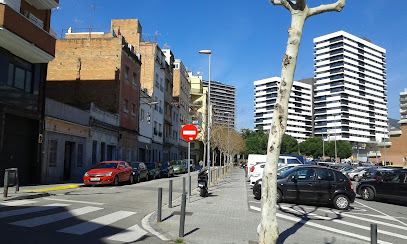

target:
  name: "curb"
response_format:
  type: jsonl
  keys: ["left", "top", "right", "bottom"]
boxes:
{"left": 2, "top": 192, "right": 51, "bottom": 201}
{"left": 24, "top": 184, "right": 82, "bottom": 192}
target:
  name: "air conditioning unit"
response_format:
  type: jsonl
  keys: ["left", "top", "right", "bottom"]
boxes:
{"left": 128, "top": 44, "right": 134, "bottom": 52}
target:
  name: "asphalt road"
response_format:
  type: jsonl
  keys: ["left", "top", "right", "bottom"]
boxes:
{"left": 0, "top": 172, "right": 199, "bottom": 244}
{"left": 246, "top": 180, "right": 407, "bottom": 244}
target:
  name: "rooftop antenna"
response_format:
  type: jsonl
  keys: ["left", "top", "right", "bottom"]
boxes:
{"left": 89, "top": 4, "right": 97, "bottom": 40}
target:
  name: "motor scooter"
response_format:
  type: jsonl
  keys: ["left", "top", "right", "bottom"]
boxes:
{"left": 198, "top": 169, "right": 208, "bottom": 197}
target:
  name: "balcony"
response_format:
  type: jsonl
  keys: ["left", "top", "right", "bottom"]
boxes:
{"left": 164, "top": 136, "right": 175, "bottom": 145}
{"left": 190, "top": 88, "right": 203, "bottom": 94}
{"left": 0, "top": 3, "right": 55, "bottom": 62}
{"left": 25, "top": 0, "right": 59, "bottom": 10}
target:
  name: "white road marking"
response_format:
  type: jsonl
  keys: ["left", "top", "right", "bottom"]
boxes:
{"left": 280, "top": 205, "right": 407, "bottom": 241}
{"left": 0, "top": 203, "right": 70, "bottom": 219}
{"left": 106, "top": 224, "right": 147, "bottom": 242}
{"left": 248, "top": 201, "right": 260, "bottom": 203}
{"left": 10, "top": 206, "right": 103, "bottom": 227}
{"left": 356, "top": 201, "right": 407, "bottom": 227}
{"left": 109, "top": 187, "right": 117, "bottom": 190}
{"left": 141, "top": 212, "right": 170, "bottom": 241}
{"left": 0, "top": 200, "right": 37, "bottom": 207}
{"left": 42, "top": 197, "right": 104, "bottom": 205}
{"left": 275, "top": 212, "right": 392, "bottom": 244}
{"left": 58, "top": 210, "right": 135, "bottom": 235}
{"left": 250, "top": 206, "right": 261, "bottom": 211}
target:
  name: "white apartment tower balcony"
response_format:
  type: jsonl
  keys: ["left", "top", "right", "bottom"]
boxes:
{"left": 253, "top": 77, "right": 313, "bottom": 143}
{"left": 313, "top": 31, "right": 388, "bottom": 145}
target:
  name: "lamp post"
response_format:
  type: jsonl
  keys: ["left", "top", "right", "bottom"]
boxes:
{"left": 225, "top": 112, "right": 230, "bottom": 170}
{"left": 199, "top": 50, "right": 212, "bottom": 184}
{"left": 334, "top": 115, "right": 338, "bottom": 163}
{"left": 322, "top": 132, "right": 325, "bottom": 161}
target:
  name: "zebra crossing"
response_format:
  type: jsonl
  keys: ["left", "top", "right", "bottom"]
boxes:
{"left": 246, "top": 183, "right": 407, "bottom": 244}
{"left": 0, "top": 199, "right": 147, "bottom": 243}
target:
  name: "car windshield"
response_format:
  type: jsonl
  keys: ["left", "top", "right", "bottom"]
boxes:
{"left": 129, "top": 163, "right": 139, "bottom": 168}
{"left": 95, "top": 163, "right": 118, "bottom": 169}
{"left": 177, "top": 161, "right": 184, "bottom": 165}
{"left": 146, "top": 163, "right": 155, "bottom": 169}
{"left": 169, "top": 161, "right": 178, "bottom": 166}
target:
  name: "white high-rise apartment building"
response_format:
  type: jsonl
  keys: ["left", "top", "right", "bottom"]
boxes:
{"left": 254, "top": 77, "right": 313, "bottom": 142}
{"left": 314, "top": 31, "right": 388, "bottom": 146}
{"left": 400, "top": 88, "right": 407, "bottom": 120}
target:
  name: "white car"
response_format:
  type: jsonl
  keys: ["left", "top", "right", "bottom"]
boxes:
{"left": 249, "top": 163, "right": 304, "bottom": 186}
{"left": 347, "top": 167, "right": 369, "bottom": 181}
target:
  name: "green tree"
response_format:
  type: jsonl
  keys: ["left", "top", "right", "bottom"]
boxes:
{"left": 325, "top": 140, "right": 352, "bottom": 160}
{"left": 281, "top": 134, "right": 298, "bottom": 154}
{"left": 299, "top": 137, "right": 323, "bottom": 158}
{"left": 242, "top": 128, "right": 268, "bottom": 155}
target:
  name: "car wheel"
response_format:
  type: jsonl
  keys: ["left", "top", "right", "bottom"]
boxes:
{"left": 129, "top": 174, "right": 134, "bottom": 185}
{"left": 333, "top": 194, "right": 350, "bottom": 210}
{"left": 277, "top": 189, "right": 283, "bottom": 203}
{"left": 113, "top": 176, "right": 119, "bottom": 186}
{"left": 354, "top": 175, "right": 359, "bottom": 182}
{"left": 361, "top": 187, "right": 374, "bottom": 201}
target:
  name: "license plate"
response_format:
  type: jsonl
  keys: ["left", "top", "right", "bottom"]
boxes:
{"left": 90, "top": 178, "right": 100, "bottom": 181}
{"left": 198, "top": 182, "right": 205, "bottom": 187}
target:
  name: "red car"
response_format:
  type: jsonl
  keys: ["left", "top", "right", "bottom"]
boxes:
{"left": 84, "top": 161, "right": 133, "bottom": 186}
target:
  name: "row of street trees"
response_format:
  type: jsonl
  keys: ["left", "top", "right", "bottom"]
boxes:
{"left": 242, "top": 128, "right": 353, "bottom": 161}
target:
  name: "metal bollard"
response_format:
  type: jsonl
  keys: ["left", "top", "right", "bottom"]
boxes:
{"left": 3, "top": 170, "right": 9, "bottom": 198}
{"left": 189, "top": 175, "right": 191, "bottom": 197}
{"left": 157, "top": 188, "right": 162, "bottom": 222}
{"left": 169, "top": 180, "right": 173, "bottom": 208}
{"left": 371, "top": 224, "right": 377, "bottom": 244}
{"left": 183, "top": 177, "right": 186, "bottom": 195}
{"left": 179, "top": 193, "right": 187, "bottom": 237}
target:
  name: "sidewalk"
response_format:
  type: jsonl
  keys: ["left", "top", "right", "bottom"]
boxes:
{"left": 1, "top": 183, "right": 82, "bottom": 201}
{"left": 149, "top": 168, "right": 364, "bottom": 244}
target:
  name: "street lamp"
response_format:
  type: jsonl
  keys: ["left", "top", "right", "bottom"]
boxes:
{"left": 199, "top": 49, "right": 212, "bottom": 184}
{"left": 225, "top": 112, "right": 231, "bottom": 170}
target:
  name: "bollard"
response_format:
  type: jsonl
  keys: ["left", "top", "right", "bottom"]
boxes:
{"left": 3, "top": 170, "right": 9, "bottom": 198}
{"left": 371, "top": 224, "right": 377, "bottom": 244}
{"left": 183, "top": 177, "right": 186, "bottom": 195}
{"left": 169, "top": 180, "right": 173, "bottom": 208}
{"left": 189, "top": 175, "right": 191, "bottom": 197}
{"left": 157, "top": 188, "right": 162, "bottom": 222}
{"left": 179, "top": 193, "right": 187, "bottom": 237}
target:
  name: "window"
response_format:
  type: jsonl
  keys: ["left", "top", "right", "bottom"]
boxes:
{"left": 290, "top": 169, "right": 315, "bottom": 181}
{"left": 7, "top": 60, "right": 33, "bottom": 93}
{"left": 125, "top": 66, "right": 129, "bottom": 80}
{"left": 77, "top": 143, "right": 84, "bottom": 167}
{"left": 127, "top": 149, "right": 131, "bottom": 161}
{"left": 123, "top": 99, "right": 128, "bottom": 113}
{"left": 317, "top": 169, "right": 335, "bottom": 181}
{"left": 48, "top": 140, "right": 58, "bottom": 167}
{"left": 131, "top": 103, "right": 135, "bottom": 116}
{"left": 132, "top": 73, "right": 137, "bottom": 86}
{"left": 92, "top": 141, "right": 97, "bottom": 164}
{"left": 141, "top": 109, "right": 145, "bottom": 121}
{"left": 287, "top": 159, "right": 300, "bottom": 165}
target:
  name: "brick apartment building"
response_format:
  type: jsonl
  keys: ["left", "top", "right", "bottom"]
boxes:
{"left": 46, "top": 23, "right": 141, "bottom": 165}
{"left": 0, "top": 0, "right": 59, "bottom": 185}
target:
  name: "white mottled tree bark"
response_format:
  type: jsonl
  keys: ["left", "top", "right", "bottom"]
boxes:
{"left": 258, "top": 1, "right": 346, "bottom": 243}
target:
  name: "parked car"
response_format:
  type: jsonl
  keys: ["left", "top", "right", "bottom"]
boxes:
{"left": 249, "top": 163, "right": 304, "bottom": 186}
{"left": 84, "top": 161, "right": 133, "bottom": 186}
{"left": 346, "top": 167, "right": 371, "bottom": 181}
{"left": 170, "top": 160, "right": 187, "bottom": 174}
{"left": 252, "top": 165, "right": 356, "bottom": 210}
{"left": 128, "top": 162, "right": 149, "bottom": 183}
{"left": 356, "top": 171, "right": 407, "bottom": 201}
{"left": 145, "top": 162, "right": 161, "bottom": 180}
{"left": 360, "top": 167, "right": 401, "bottom": 181}
{"left": 182, "top": 159, "right": 195, "bottom": 171}
{"left": 158, "top": 161, "right": 174, "bottom": 178}
{"left": 247, "top": 155, "right": 303, "bottom": 179}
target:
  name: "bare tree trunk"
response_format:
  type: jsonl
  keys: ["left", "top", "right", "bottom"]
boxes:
{"left": 258, "top": 11, "right": 306, "bottom": 244}
{"left": 259, "top": 1, "right": 346, "bottom": 243}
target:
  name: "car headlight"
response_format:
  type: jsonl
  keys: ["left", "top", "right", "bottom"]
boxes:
{"left": 105, "top": 172, "right": 113, "bottom": 177}
{"left": 84, "top": 172, "right": 89, "bottom": 177}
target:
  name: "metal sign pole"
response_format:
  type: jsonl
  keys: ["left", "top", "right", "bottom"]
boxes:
{"left": 188, "top": 141, "right": 191, "bottom": 203}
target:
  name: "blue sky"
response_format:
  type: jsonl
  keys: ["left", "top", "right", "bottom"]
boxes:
{"left": 51, "top": 0, "right": 407, "bottom": 131}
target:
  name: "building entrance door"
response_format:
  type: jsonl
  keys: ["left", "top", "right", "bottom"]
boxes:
{"left": 64, "top": 142, "right": 73, "bottom": 181}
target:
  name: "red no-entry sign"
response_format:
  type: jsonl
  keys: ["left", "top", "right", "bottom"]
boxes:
{"left": 181, "top": 124, "right": 198, "bottom": 141}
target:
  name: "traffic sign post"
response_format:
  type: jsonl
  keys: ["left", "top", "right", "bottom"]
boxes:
{"left": 181, "top": 125, "right": 198, "bottom": 202}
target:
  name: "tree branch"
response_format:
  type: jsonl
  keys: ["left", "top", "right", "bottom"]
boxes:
{"left": 307, "top": 0, "right": 346, "bottom": 18}
{"left": 270, "top": 0, "right": 293, "bottom": 12}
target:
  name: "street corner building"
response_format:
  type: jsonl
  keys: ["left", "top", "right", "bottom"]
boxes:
{"left": 0, "top": 0, "right": 59, "bottom": 186}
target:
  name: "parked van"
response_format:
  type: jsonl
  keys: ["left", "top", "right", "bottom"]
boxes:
{"left": 247, "top": 154, "right": 303, "bottom": 179}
